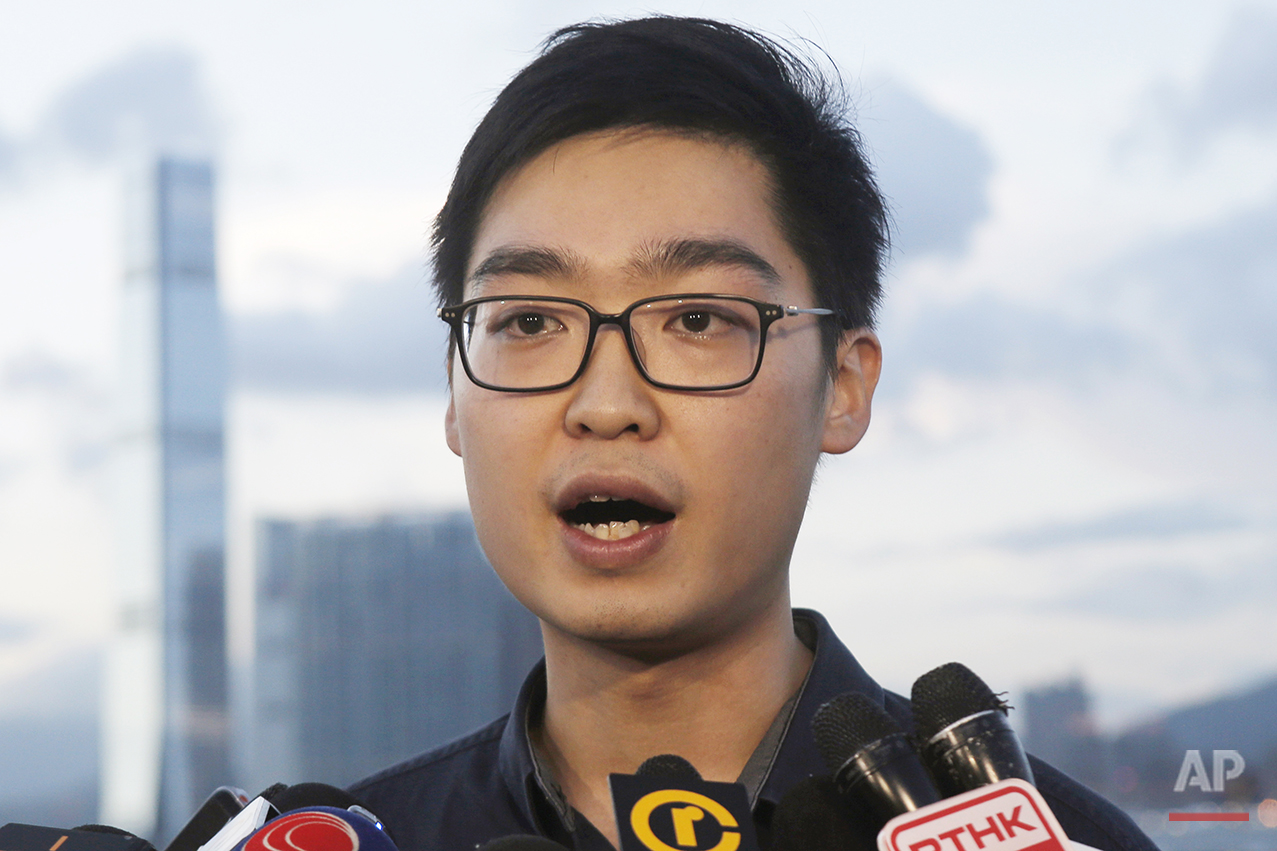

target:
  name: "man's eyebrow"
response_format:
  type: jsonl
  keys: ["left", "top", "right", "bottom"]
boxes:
{"left": 629, "top": 238, "right": 783, "bottom": 290}
{"left": 468, "top": 246, "right": 584, "bottom": 293}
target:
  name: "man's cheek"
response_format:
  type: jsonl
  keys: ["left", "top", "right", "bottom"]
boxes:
{"left": 458, "top": 409, "right": 533, "bottom": 529}
{"left": 463, "top": 400, "right": 539, "bottom": 468}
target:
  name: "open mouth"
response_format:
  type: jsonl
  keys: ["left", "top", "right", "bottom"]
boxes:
{"left": 560, "top": 496, "right": 676, "bottom": 541}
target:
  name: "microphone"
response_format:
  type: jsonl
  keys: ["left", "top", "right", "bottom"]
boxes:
{"left": 0, "top": 823, "right": 157, "bottom": 851}
{"left": 194, "top": 795, "right": 277, "bottom": 851}
{"left": 635, "top": 754, "right": 702, "bottom": 782}
{"left": 230, "top": 806, "right": 394, "bottom": 851}
{"left": 264, "top": 784, "right": 369, "bottom": 815}
{"left": 476, "top": 838, "right": 571, "bottom": 851}
{"left": 768, "top": 775, "right": 876, "bottom": 851}
{"left": 806, "top": 678, "right": 1102, "bottom": 851}
{"left": 165, "top": 786, "right": 250, "bottom": 851}
{"left": 609, "top": 754, "right": 759, "bottom": 851}
{"left": 910, "top": 663, "right": 1033, "bottom": 797}
{"left": 810, "top": 692, "right": 941, "bottom": 830}
{"left": 195, "top": 783, "right": 385, "bottom": 851}
{"left": 876, "top": 664, "right": 1097, "bottom": 851}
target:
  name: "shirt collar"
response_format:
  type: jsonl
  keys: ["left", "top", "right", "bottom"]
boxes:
{"left": 755, "top": 608, "right": 884, "bottom": 805}
{"left": 496, "top": 608, "right": 886, "bottom": 833}
{"left": 497, "top": 655, "right": 555, "bottom": 832}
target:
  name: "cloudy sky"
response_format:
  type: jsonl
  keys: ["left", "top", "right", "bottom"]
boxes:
{"left": 2, "top": 0, "right": 1276, "bottom": 803}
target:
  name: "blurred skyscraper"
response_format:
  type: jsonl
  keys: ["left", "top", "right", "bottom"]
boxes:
{"left": 243, "top": 512, "right": 542, "bottom": 791}
{"left": 1022, "top": 677, "right": 1106, "bottom": 791}
{"left": 102, "top": 158, "right": 228, "bottom": 840}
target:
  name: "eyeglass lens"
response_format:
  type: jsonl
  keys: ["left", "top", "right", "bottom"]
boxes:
{"left": 459, "top": 297, "right": 764, "bottom": 390}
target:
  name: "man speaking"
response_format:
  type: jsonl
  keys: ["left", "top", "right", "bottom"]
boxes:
{"left": 349, "top": 17, "right": 1154, "bottom": 851}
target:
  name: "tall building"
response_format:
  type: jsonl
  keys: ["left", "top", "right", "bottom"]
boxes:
{"left": 1022, "top": 677, "right": 1106, "bottom": 791}
{"left": 103, "top": 158, "right": 228, "bottom": 840}
{"left": 244, "top": 512, "right": 542, "bottom": 790}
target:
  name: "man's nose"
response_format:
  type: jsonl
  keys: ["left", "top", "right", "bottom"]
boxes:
{"left": 562, "top": 324, "right": 660, "bottom": 440}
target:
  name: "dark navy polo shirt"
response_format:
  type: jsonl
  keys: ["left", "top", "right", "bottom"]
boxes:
{"left": 349, "top": 609, "right": 1156, "bottom": 851}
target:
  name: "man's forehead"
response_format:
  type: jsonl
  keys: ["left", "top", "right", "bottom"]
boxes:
{"left": 461, "top": 129, "right": 810, "bottom": 303}
{"left": 466, "top": 237, "right": 786, "bottom": 298}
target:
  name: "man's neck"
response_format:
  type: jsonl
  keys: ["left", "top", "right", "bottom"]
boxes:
{"left": 533, "top": 597, "right": 814, "bottom": 848}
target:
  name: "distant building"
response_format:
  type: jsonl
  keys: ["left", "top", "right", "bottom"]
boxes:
{"left": 1022, "top": 677, "right": 1106, "bottom": 791}
{"left": 102, "top": 158, "right": 228, "bottom": 840}
{"left": 243, "top": 512, "right": 543, "bottom": 791}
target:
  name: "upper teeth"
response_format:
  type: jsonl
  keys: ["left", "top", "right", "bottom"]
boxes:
{"left": 588, "top": 495, "right": 614, "bottom": 502}
{"left": 574, "top": 520, "right": 645, "bottom": 540}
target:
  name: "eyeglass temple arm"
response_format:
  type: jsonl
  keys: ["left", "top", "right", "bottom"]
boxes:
{"left": 784, "top": 306, "right": 835, "bottom": 316}
{"left": 440, "top": 303, "right": 835, "bottom": 321}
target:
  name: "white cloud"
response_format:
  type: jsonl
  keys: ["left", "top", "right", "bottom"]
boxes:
{"left": 228, "top": 264, "right": 449, "bottom": 395}
{"left": 40, "top": 46, "right": 215, "bottom": 162}
{"left": 1152, "top": 6, "right": 1277, "bottom": 155}
{"left": 862, "top": 79, "right": 994, "bottom": 260}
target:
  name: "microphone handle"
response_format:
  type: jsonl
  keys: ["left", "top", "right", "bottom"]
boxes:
{"left": 834, "top": 733, "right": 941, "bottom": 829}
{"left": 921, "top": 710, "right": 1034, "bottom": 797}
{"left": 165, "top": 787, "right": 246, "bottom": 851}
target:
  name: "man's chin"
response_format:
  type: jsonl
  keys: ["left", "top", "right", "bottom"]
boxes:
{"left": 539, "top": 600, "right": 731, "bottom": 662}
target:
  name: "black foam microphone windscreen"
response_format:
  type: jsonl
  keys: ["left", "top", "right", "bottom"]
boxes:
{"left": 911, "top": 662, "right": 1034, "bottom": 795}
{"left": 477, "top": 836, "right": 572, "bottom": 851}
{"left": 812, "top": 692, "right": 901, "bottom": 773}
{"left": 265, "top": 783, "right": 365, "bottom": 813}
{"left": 635, "top": 754, "right": 703, "bottom": 782}
{"left": 769, "top": 775, "right": 876, "bottom": 851}
{"left": 910, "top": 662, "right": 1004, "bottom": 739}
{"left": 811, "top": 692, "right": 940, "bottom": 829}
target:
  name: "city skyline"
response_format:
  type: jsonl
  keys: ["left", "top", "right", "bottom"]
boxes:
{"left": 2, "top": 0, "right": 1276, "bottom": 831}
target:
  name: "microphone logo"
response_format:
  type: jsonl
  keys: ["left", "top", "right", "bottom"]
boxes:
{"left": 876, "top": 780, "right": 1069, "bottom": 851}
{"left": 628, "top": 789, "right": 741, "bottom": 851}
{"left": 244, "top": 811, "right": 360, "bottom": 851}
{"left": 610, "top": 773, "right": 759, "bottom": 851}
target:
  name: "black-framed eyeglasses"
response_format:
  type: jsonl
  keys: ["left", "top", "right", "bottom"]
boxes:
{"left": 437, "top": 293, "right": 835, "bottom": 392}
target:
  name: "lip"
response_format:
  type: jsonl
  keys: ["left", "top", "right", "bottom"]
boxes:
{"left": 553, "top": 472, "right": 680, "bottom": 570}
{"left": 552, "top": 473, "right": 680, "bottom": 517}
{"left": 558, "top": 514, "right": 674, "bottom": 570}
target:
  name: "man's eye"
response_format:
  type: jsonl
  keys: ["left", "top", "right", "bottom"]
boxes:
{"left": 670, "top": 308, "right": 740, "bottom": 335}
{"left": 499, "top": 312, "right": 563, "bottom": 336}
{"left": 678, "top": 311, "right": 713, "bottom": 333}
{"left": 516, "top": 314, "right": 547, "bottom": 334}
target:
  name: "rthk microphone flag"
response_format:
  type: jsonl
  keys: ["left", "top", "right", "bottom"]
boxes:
{"left": 876, "top": 779, "right": 1069, "bottom": 851}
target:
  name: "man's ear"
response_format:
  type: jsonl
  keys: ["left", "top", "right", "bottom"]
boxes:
{"left": 445, "top": 392, "right": 462, "bottom": 457}
{"left": 820, "top": 328, "right": 882, "bottom": 455}
{"left": 443, "top": 348, "right": 464, "bottom": 457}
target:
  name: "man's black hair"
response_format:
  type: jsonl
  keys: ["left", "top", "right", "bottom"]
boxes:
{"left": 433, "top": 16, "right": 889, "bottom": 375}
